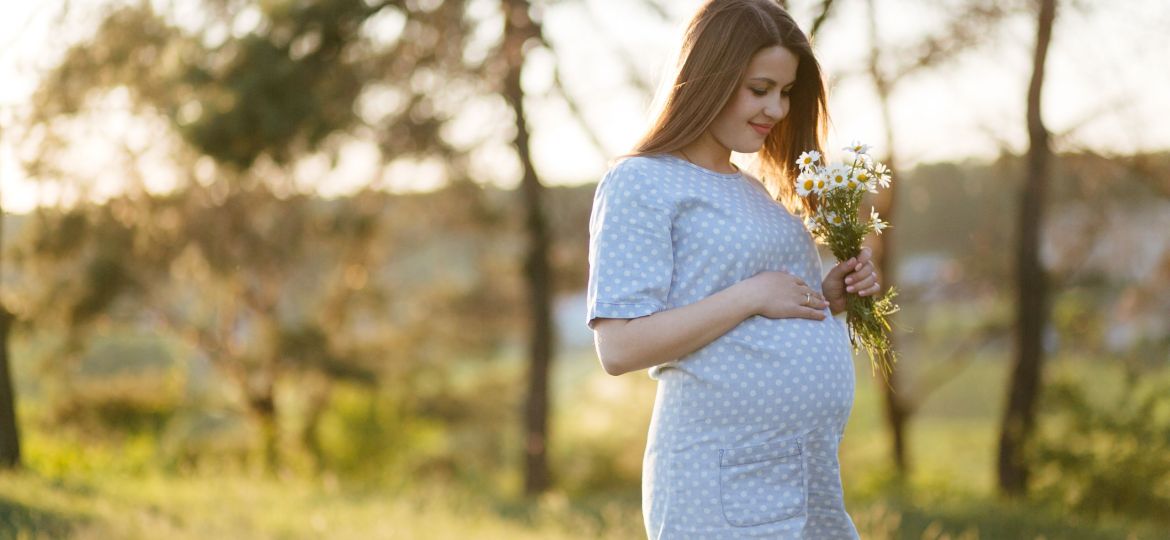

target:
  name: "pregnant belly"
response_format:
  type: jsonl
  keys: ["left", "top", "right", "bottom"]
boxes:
{"left": 653, "top": 314, "right": 856, "bottom": 432}
{"left": 717, "top": 313, "right": 853, "bottom": 362}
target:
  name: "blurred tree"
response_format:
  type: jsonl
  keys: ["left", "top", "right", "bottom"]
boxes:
{"left": 15, "top": 0, "right": 609, "bottom": 483}
{"left": 999, "top": 0, "right": 1057, "bottom": 497}
{"left": 858, "top": 0, "right": 1014, "bottom": 478}
{"left": 9, "top": 183, "right": 387, "bottom": 470}
{"left": 14, "top": 0, "right": 490, "bottom": 472}
{"left": 497, "top": 0, "right": 555, "bottom": 496}
{"left": 0, "top": 115, "right": 19, "bottom": 469}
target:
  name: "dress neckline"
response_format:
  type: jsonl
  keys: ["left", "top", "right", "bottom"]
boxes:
{"left": 661, "top": 153, "right": 744, "bottom": 180}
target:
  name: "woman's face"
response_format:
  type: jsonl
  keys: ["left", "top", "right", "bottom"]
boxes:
{"left": 707, "top": 45, "right": 799, "bottom": 154}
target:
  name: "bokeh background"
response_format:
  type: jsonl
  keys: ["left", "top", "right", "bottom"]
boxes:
{"left": 0, "top": 0, "right": 1168, "bottom": 538}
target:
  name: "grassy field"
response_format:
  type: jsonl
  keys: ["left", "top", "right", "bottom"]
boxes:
{"left": 1, "top": 346, "right": 1166, "bottom": 538}
{"left": 1, "top": 468, "right": 1162, "bottom": 540}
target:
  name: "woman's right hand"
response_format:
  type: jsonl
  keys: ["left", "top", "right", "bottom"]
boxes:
{"left": 742, "top": 271, "right": 829, "bottom": 321}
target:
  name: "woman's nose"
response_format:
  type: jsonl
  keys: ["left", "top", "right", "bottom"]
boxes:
{"left": 766, "top": 97, "right": 788, "bottom": 122}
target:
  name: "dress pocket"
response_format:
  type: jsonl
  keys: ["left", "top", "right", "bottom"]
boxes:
{"left": 717, "top": 436, "right": 806, "bottom": 527}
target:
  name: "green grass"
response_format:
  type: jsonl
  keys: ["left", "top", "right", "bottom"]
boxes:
{"left": 1, "top": 461, "right": 1163, "bottom": 539}
{"left": 0, "top": 470, "right": 650, "bottom": 540}
{"left": 1, "top": 338, "right": 1166, "bottom": 538}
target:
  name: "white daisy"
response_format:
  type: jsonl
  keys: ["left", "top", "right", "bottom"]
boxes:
{"left": 822, "top": 210, "right": 844, "bottom": 227}
{"left": 870, "top": 207, "right": 888, "bottom": 234}
{"left": 796, "top": 150, "right": 821, "bottom": 171}
{"left": 874, "top": 163, "right": 892, "bottom": 189}
{"left": 856, "top": 170, "right": 875, "bottom": 194}
{"left": 795, "top": 171, "right": 818, "bottom": 197}
{"left": 852, "top": 170, "right": 874, "bottom": 192}
{"left": 844, "top": 140, "right": 871, "bottom": 155}
{"left": 828, "top": 165, "right": 849, "bottom": 190}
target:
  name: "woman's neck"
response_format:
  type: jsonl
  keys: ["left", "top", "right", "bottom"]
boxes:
{"left": 677, "top": 134, "right": 737, "bottom": 174}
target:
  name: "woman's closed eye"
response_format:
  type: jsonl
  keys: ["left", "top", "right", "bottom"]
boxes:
{"left": 750, "top": 88, "right": 768, "bottom": 97}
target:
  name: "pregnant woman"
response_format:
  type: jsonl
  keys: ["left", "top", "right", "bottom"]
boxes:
{"left": 584, "top": 1, "right": 881, "bottom": 538}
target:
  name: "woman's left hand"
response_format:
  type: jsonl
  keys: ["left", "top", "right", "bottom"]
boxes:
{"left": 822, "top": 246, "right": 881, "bottom": 316}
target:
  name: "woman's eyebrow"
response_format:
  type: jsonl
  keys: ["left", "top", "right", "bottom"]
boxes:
{"left": 748, "top": 77, "right": 796, "bottom": 88}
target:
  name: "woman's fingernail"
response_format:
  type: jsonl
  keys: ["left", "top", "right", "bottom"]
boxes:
{"left": 847, "top": 286, "right": 854, "bottom": 292}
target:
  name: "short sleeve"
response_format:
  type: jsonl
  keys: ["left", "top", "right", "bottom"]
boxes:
{"left": 585, "top": 160, "right": 675, "bottom": 331}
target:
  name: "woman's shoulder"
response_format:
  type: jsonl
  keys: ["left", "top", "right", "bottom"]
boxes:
{"left": 594, "top": 154, "right": 683, "bottom": 213}
{"left": 604, "top": 153, "right": 672, "bottom": 178}
{"left": 597, "top": 154, "right": 675, "bottom": 194}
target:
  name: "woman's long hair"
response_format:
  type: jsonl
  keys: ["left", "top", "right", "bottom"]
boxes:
{"left": 627, "top": 0, "right": 829, "bottom": 215}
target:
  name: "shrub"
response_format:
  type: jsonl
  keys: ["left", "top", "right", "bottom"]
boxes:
{"left": 1027, "top": 371, "right": 1170, "bottom": 523}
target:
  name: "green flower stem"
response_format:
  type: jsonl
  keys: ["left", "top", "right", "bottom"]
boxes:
{"left": 812, "top": 173, "right": 900, "bottom": 385}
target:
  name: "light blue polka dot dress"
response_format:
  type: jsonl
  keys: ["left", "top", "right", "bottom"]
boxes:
{"left": 585, "top": 154, "right": 861, "bottom": 539}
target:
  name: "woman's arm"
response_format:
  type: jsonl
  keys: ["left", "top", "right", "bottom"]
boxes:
{"left": 591, "top": 269, "right": 828, "bottom": 376}
{"left": 592, "top": 280, "right": 757, "bottom": 376}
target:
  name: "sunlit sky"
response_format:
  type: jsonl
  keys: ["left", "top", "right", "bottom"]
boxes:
{"left": 1, "top": 0, "right": 1168, "bottom": 213}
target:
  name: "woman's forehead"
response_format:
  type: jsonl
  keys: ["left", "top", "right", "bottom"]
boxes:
{"left": 745, "top": 46, "right": 799, "bottom": 85}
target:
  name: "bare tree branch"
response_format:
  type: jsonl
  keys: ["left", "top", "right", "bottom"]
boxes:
{"left": 577, "top": 0, "right": 658, "bottom": 96}
{"left": 891, "top": 2, "right": 1017, "bottom": 81}
{"left": 905, "top": 329, "right": 1007, "bottom": 414}
{"left": 537, "top": 35, "right": 613, "bottom": 160}
{"left": 809, "top": 0, "right": 836, "bottom": 38}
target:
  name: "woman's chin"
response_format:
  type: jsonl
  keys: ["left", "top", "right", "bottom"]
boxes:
{"left": 734, "top": 142, "right": 766, "bottom": 154}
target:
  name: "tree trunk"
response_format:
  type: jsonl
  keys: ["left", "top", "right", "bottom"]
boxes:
{"left": 0, "top": 305, "right": 19, "bottom": 469}
{"left": 300, "top": 377, "right": 332, "bottom": 474}
{"left": 502, "top": 0, "right": 554, "bottom": 496}
{"left": 998, "top": 0, "right": 1056, "bottom": 498}
{"left": 872, "top": 156, "right": 908, "bottom": 478}
{"left": 248, "top": 383, "right": 280, "bottom": 474}
{"left": 0, "top": 119, "right": 20, "bottom": 469}
{"left": 251, "top": 315, "right": 283, "bottom": 474}
{"left": 864, "top": 0, "right": 910, "bottom": 479}
{"left": 871, "top": 156, "right": 908, "bottom": 477}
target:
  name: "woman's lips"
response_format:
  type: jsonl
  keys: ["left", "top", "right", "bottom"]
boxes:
{"left": 749, "top": 122, "right": 773, "bottom": 136}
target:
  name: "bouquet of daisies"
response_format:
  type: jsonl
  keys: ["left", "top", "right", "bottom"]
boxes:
{"left": 795, "top": 141, "right": 899, "bottom": 381}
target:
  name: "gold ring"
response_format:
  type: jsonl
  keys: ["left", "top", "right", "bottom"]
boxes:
{"left": 805, "top": 292, "right": 811, "bottom": 305}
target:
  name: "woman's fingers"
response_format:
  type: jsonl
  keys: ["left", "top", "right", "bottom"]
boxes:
{"left": 847, "top": 272, "right": 877, "bottom": 293}
{"left": 798, "top": 288, "right": 827, "bottom": 307}
{"left": 851, "top": 278, "right": 879, "bottom": 295}
{"left": 856, "top": 247, "right": 872, "bottom": 271}
{"left": 802, "top": 307, "right": 827, "bottom": 320}
{"left": 844, "top": 261, "right": 875, "bottom": 284}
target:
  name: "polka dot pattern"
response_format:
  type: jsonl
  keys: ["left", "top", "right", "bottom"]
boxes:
{"left": 585, "top": 155, "right": 860, "bottom": 538}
